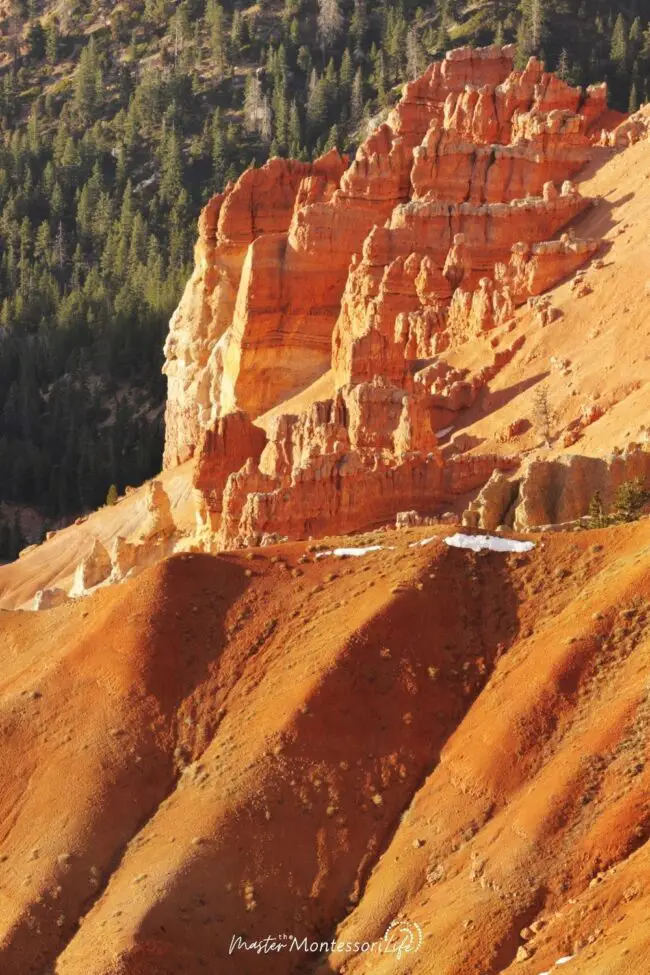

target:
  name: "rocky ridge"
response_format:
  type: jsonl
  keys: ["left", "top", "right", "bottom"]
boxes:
{"left": 163, "top": 46, "right": 608, "bottom": 547}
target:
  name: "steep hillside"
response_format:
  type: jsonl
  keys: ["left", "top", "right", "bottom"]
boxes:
{"left": 0, "top": 519, "right": 648, "bottom": 973}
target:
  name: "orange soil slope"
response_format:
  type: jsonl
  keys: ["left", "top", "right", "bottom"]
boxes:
{"left": 0, "top": 520, "right": 648, "bottom": 974}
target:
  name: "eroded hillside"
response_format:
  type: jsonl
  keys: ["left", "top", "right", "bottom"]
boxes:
{"left": 0, "top": 521, "right": 648, "bottom": 973}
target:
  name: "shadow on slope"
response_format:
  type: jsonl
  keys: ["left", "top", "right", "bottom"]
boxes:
{"left": 53, "top": 539, "right": 523, "bottom": 975}
{"left": 0, "top": 553, "right": 249, "bottom": 975}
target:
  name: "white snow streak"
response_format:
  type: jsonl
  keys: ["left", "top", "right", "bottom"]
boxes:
{"left": 444, "top": 533, "right": 536, "bottom": 554}
{"left": 316, "top": 546, "right": 383, "bottom": 559}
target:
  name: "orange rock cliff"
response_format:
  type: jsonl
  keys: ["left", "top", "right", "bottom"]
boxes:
{"left": 162, "top": 45, "right": 609, "bottom": 546}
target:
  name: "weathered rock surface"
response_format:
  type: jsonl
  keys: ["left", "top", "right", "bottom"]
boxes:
{"left": 395, "top": 510, "right": 438, "bottom": 529}
{"left": 462, "top": 447, "right": 650, "bottom": 531}
{"left": 462, "top": 470, "right": 519, "bottom": 531}
{"left": 109, "top": 535, "right": 139, "bottom": 579}
{"left": 161, "top": 47, "right": 612, "bottom": 545}
{"left": 162, "top": 152, "right": 348, "bottom": 465}
{"left": 513, "top": 446, "right": 650, "bottom": 530}
{"left": 603, "top": 104, "right": 650, "bottom": 148}
{"left": 216, "top": 379, "right": 517, "bottom": 547}
{"left": 136, "top": 480, "right": 175, "bottom": 542}
{"left": 192, "top": 411, "right": 267, "bottom": 532}
{"left": 32, "top": 587, "right": 69, "bottom": 611}
{"left": 69, "top": 537, "right": 112, "bottom": 596}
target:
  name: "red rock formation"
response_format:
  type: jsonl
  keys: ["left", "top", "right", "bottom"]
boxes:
{"left": 603, "top": 104, "right": 650, "bottom": 148}
{"left": 215, "top": 379, "right": 518, "bottom": 548}
{"left": 164, "top": 47, "right": 607, "bottom": 465}
{"left": 162, "top": 153, "right": 347, "bottom": 466}
{"left": 162, "top": 46, "right": 611, "bottom": 545}
{"left": 193, "top": 411, "right": 267, "bottom": 531}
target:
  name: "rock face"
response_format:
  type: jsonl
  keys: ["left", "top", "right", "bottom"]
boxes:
{"left": 461, "top": 447, "right": 650, "bottom": 531}
{"left": 162, "top": 153, "right": 347, "bottom": 466}
{"left": 216, "top": 380, "right": 517, "bottom": 547}
{"left": 32, "top": 588, "right": 69, "bottom": 611}
{"left": 192, "top": 411, "right": 267, "bottom": 532}
{"left": 513, "top": 447, "right": 650, "bottom": 530}
{"left": 69, "top": 538, "right": 112, "bottom": 596}
{"left": 602, "top": 104, "right": 650, "bottom": 148}
{"left": 162, "top": 47, "right": 609, "bottom": 544}
{"left": 462, "top": 470, "right": 519, "bottom": 531}
{"left": 136, "top": 480, "right": 175, "bottom": 541}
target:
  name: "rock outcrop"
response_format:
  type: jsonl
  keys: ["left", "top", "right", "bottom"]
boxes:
{"left": 602, "top": 104, "right": 650, "bottom": 148}
{"left": 135, "top": 480, "right": 175, "bottom": 542}
{"left": 215, "top": 379, "right": 517, "bottom": 547}
{"left": 462, "top": 470, "right": 520, "bottom": 531}
{"left": 162, "top": 153, "right": 348, "bottom": 465}
{"left": 192, "top": 411, "right": 267, "bottom": 532}
{"left": 69, "top": 537, "right": 112, "bottom": 596}
{"left": 32, "top": 587, "right": 69, "bottom": 611}
{"left": 513, "top": 446, "right": 650, "bottom": 530}
{"left": 161, "top": 46, "right": 611, "bottom": 545}
{"left": 462, "top": 446, "right": 650, "bottom": 531}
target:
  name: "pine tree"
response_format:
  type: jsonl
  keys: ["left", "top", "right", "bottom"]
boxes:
{"left": 629, "top": 81, "right": 639, "bottom": 113}
{"left": 588, "top": 491, "right": 607, "bottom": 529}
{"left": 350, "top": 0, "right": 367, "bottom": 57}
{"left": 45, "top": 18, "right": 58, "bottom": 63}
{"left": 288, "top": 100, "right": 302, "bottom": 156}
{"left": 106, "top": 483, "right": 118, "bottom": 505}
{"left": 260, "top": 95, "right": 274, "bottom": 145}
{"left": 206, "top": 0, "right": 227, "bottom": 76}
{"left": 324, "top": 123, "right": 339, "bottom": 151}
{"left": 231, "top": 10, "right": 248, "bottom": 57}
{"left": 350, "top": 67, "right": 364, "bottom": 127}
{"left": 533, "top": 384, "right": 556, "bottom": 447}
{"left": 317, "top": 0, "right": 343, "bottom": 54}
{"left": 160, "top": 130, "right": 183, "bottom": 204}
{"left": 340, "top": 48, "right": 353, "bottom": 93}
{"left": 212, "top": 108, "right": 227, "bottom": 187}
{"left": 406, "top": 26, "right": 424, "bottom": 81}
{"left": 610, "top": 14, "right": 628, "bottom": 69}
{"left": 244, "top": 74, "right": 262, "bottom": 134}
{"left": 73, "top": 37, "right": 103, "bottom": 122}
{"left": 557, "top": 48, "right": 570, "bottom": 80}
{"left": 612, "top": 478, "right": 649, "bottom": 523}
{"left": 307, "top": 70, "right": 327, "bottom": 136}
{"left": 530, "top": 0, "right": 545, "bottom": 51}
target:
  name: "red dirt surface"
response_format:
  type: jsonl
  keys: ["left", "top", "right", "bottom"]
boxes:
{"left": 1, "top": 519, "right": 649, "bottom": 974}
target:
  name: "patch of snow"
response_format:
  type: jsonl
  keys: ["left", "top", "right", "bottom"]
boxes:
{"left": 555, "top": 959, "right": 575, "bottom": 967}
{"left": 409, "top": 537, "right": 439, "bottom": 548}
{"left": 436, "top": 425, "right": 454, "bottom": 438}
{"left": 444, "top": 533, "right": 536, "bottom": 554}
{"left": 316, "top": 546, "right": 383, "bottom": 559}
{"left": 334, "top": 546, "right": 383, "bottom": 557}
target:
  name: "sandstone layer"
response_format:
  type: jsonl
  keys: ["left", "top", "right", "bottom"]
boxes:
{"left": 162, "top": 46, "right": 609, "bottom": 545}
